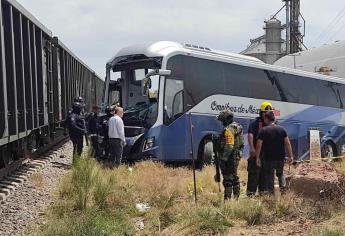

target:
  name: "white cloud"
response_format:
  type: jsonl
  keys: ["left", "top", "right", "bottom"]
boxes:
{"left": 17, "top": 0, "right": 345, "bottom": 77}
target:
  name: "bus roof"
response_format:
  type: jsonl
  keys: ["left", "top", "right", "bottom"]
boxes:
{"left": 107, "top": 41, "right": 345, "bottom": 85}
{"left": 107, "top": 41, "right": 262, "bottom": 65}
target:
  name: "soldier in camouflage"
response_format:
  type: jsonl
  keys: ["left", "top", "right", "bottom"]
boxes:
{"left": 217, "top": 110, "right": 244, "bottom": 200}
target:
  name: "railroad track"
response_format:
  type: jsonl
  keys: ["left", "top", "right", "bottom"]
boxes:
{"left": 0, "top": 138, "right": 69, "bottom": 203}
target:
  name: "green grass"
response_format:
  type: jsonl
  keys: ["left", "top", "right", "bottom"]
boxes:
{"left": 37, "top": 152, "right": 345, "bottom": 236}
{"left": 40, "top": 210, "right": 134, "bottom": 236}
{"left": 179, "top": 205, "right": 233, "bottom": 235}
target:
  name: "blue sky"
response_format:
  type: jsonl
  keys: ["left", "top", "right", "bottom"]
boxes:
{"left": 18, "top": 0, "right": 345, "bottom": 78}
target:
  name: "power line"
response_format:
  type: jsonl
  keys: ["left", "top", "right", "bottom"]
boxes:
{"left": 327, "top": 15, "right": 345, "bottom": 42}
{"left": 311, "top": 6, "right": 345, "bottom": 46}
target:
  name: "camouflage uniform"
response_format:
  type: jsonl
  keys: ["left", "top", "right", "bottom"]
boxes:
{"left": 219, "top": 121, "right": 244, "bottom": 200}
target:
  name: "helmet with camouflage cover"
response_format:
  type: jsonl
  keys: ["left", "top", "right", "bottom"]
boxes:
{"left": 217, "top": 110, "right": 234, "bottom": 125}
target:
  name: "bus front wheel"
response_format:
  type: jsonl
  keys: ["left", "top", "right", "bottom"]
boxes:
{"left": 196, "top": 139, "right": 213, "bottom": 169}
{"left": 321, "top": 141, "right": 336, "bottom": 158}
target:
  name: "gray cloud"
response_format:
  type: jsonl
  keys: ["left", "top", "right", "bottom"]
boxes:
{"left": 18, "top": 0, "right": 345, "bottom": 77}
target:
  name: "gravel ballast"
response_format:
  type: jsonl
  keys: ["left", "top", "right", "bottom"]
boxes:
{"left": 0, "top": 142, "right": 73, "bottom": 236}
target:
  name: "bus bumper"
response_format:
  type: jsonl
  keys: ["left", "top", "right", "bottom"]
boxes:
{"left": 122, "top": 136, "right": 160, "bottom": 161}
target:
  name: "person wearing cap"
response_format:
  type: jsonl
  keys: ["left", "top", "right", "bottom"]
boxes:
{"left": 255, "top": 111, "right": 293, "bottom": 194}
{"left": 217, "top": 110, "right": 244, "bottom": 200}
{"left": 246, "top": 101, "right": 273, "bottom": 196}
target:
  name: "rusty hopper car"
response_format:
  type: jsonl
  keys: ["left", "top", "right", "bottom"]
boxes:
{"left": 0, "top": 0, "right": 103, "bottom": 170}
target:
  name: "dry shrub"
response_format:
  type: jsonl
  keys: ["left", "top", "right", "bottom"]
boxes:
{"left": 93, "top": 172, "right": 116, "bottom": 210}
{"left": 274, "top": 192, "right": 303, "bottom": 218}
{"left": 58, "top": 172, "right": 74, "bottom": 199}
{"left": 223, "top": 198, "right": 263, "bottom": 225}
{"left": 40, "top": 155, "right": 345, "bottom": 236}
{"left": 311, "top": 226, "right": 343, "bottom": 236}
{"left": 177, "top": 205, "right": 233, "bottom": 235}
{"left": 334, "top": 158, "right": 345, "bottom": 175}
{"left": 72, "top": 157, "right": 99, "bottom": 210}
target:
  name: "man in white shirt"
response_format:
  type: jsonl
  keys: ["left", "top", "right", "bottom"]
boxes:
{"left": 108, "top": 106, "right": 126, "bottom": 165}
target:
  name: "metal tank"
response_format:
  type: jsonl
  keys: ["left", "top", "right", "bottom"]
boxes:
{"left": 241, "top": 18, "right": 284, "bottom": 64}
{"left": 264, "top": 18, "right": 284, "bottom": 64}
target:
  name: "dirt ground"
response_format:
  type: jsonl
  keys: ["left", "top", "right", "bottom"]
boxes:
{"left": 230, "top": 219, "right": 314, "bottom": 236}
{"left": 233, "top": 160, "right": 345, "bottom": 236}
{"left": 287, "top": 161, "right": 344, "bottom": 200}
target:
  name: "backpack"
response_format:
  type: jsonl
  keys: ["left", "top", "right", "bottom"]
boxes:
{"left": 227, "top": 122, "right": 244, "bottom": 151}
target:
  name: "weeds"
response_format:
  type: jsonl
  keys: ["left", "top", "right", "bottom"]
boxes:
{"left": 223, "top": 198, "right": 263, "bottom": 225}
{"left": 180, "top": 205, "right": 233, "bottom": 235}
{"left": 40, "top": 210, "right": 134, "bottom": 236}
{"left": 93, "top": 173, "right": 116, "bottom": 209}
{"left": 29, "top": 173, "right": 45, "bottom": 188}
{"left": 39, "top": 155, "right": 345, "bottom": 236}
{"left": 311, "top": 226, "right": 343, "bottom": 236}
{"left": 72, "top": 157, "right": 98, "bottom": 210}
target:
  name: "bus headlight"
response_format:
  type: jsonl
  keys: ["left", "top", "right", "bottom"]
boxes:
{"left": 143, "top": 137, "right": 155, "bottom": 151}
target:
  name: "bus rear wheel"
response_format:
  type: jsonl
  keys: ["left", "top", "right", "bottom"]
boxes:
{"left": 321, "top": 141, "right": 336, "bottom": 158}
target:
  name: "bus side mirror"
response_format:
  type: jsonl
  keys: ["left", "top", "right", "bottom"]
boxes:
{"left": 141, "top": 78, "right": 151, "bottom": 96}
{"left": 141, "top": 69, "right": 171, "bottom": 96}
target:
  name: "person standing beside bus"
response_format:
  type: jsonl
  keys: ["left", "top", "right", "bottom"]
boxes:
{"left": 108, "top": 107, "right": 126, "bottom": 166}
{"left": 255, "top": 111, "right": 293, "bottom": 194}
{"left": 67, "top": 99, "right": 87, "bottom": 158}
{"left": 87, "top": 105, "right": 101, "bottom": 159}
{"left": 217, "top": 110, "right": 244, "bottom": 200}
{"left": 247, "top": 101, "right": 273, "bottom": 196}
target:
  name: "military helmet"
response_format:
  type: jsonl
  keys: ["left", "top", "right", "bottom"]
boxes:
{"left": 73, "top": 96, "right": 85, "bottom": 108}
{"left": 105, "top": 106, "right": 113, "bottom": 116}
{"left": 72, "top": 101, "right": 84, "bottom": 109}
{"left": 73, "top": 96, "right": 85, "bottom": 104}
{"left": 217, "top": 110, "right": 234, "bottom": 122}
{"left": 260, "top": 101, "right": 273, "bottom": 112}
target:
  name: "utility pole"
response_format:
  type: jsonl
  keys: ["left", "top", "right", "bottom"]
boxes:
{"left": 282, "top": 0, "right": 305, "bottom": 55}
{"left": 284, "top": 0, "right": 290, "bottom": 54}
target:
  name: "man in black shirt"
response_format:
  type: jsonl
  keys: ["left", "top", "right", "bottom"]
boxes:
{"left": 256, "top": 111, "right": 293, "bottom": 194}
{"left": 246, "top": 101, "right": 273, "bottom": 196}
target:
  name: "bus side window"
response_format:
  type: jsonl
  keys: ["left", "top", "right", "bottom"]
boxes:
{"left": 172, "top": 90, "right": 184, "bottom": 119}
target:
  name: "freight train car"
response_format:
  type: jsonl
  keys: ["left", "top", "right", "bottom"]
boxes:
{"left": 0, "top": 0, "right": 103, "bottom": 170}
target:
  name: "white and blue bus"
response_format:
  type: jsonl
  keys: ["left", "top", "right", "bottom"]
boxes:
{"left": 104, "top": 41, "right": 345, "bottom": 164}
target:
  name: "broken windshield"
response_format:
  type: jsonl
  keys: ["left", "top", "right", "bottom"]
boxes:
{"left": 109, "top": 68, "right": 160, "bottom": 128}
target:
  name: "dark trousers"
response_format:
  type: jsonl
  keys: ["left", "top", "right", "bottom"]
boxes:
{"left": 90, "top": 136, "right": 99, "bottom": 158}
{"left": 109, "top": 138, "right": 123, "bottom": 165}
{"left": 247, "top": 156, "right": 265, "bottom": 196}
{"left": 263, "top": 160, "right": 286, "bottom": 193}
{"left": 102, "top": 137, "right": 109, "bottom": 160}
{"left": 71, "top": 137, "right": 83, "bottom": 156}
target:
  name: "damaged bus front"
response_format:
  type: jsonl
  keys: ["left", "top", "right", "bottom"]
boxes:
{"left": 104, "top": 50, "right": 170, "bottom": 161}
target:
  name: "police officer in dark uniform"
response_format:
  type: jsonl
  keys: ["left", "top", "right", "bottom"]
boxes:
{"left": 247, "top": 101, "right": 273, "bottom": 196}
{"left": 67, "top": 98, "right": 87, "bottom": 157}
{"left": 98, "top": 106, "right": 114, "bottom": 160}
{"left": 87, "top": 105, "right": 101, "bottom": 159}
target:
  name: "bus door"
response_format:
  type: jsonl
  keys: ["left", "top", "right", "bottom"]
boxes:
{"left": 162, "top": 78, "right": 189, "bottom": 160}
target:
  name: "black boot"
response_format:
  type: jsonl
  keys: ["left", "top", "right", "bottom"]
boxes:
{"left": 224, "top": 187, "right": 232, "bottom": 200}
